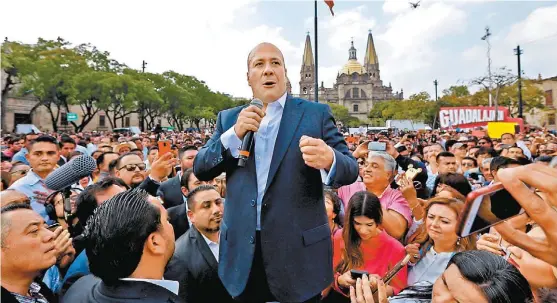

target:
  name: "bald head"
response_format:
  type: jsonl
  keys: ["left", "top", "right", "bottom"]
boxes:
{"left": 247, "top": 42, "right": 285, "bottom": 71}
{"left": 0, "top": 190, "right": 29, "bottom": 208}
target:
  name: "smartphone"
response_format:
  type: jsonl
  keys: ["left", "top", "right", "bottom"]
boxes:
{"left": 368, "top": 141, "right": 386, "bottom": 151}
{"left": 469, "top": 172, "right": 480, "bottom": 181}
{"left": 47, "top": 223, "right": 60, "bottom": 232}
{"left": 351, "top": 269, "right": 369, "bottom": 280}
{"left": 458, "top": 182, "right": 523, "bottom": 237}
{"left": 158, "top": 140, "right": 172, "bottom": 156}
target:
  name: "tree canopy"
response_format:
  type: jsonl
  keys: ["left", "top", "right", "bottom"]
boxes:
{"left": 2, "top": 38, "right": 241, "bottom": 132}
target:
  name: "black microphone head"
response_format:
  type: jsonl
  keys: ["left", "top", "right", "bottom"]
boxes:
{"left": 45, "top": 155, "right": 97, "bottom": 191}
{"left": 250, "top": 98, "right": 264, "bottom": 109}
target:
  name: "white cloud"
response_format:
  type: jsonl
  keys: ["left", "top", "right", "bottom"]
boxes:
{"left": 460, "top": 4, "right": 557, "bottom": 82}
{"left": 321, "top": 6, "right": 377, "bottom": 51}
{"left": 377, "top": 1, "right": 468, "bottom": 94}
{"left": 505, "top": 4, "right": 557, "bottom": 44}
{"left": 382, "top": 0, "right": 411, "bottom": 14}
{"left": 0, "top": 0, "right": 303, "bottom": 99}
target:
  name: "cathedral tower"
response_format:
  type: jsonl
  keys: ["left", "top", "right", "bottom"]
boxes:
{"left": 299, "top": 33, "right": 315, "bottom": 100}
{"left": 364, "top": 30, "right": 380, "bottom": 81}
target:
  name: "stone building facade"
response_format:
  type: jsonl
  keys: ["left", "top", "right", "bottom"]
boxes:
{"left": 297, "top": 31, "right": 403, "bottom": 122}
{"left": 525, "top": 75, "right": 557, "bottom": 130}
{"left": 1, "top": 96, "right": 174, "bottom": 134}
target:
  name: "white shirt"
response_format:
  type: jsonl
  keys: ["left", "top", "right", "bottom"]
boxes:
{"left": 201, "top": 232, "right": 220, "bottom": 262}
{"left": 120, "top": 278, "right": 179, "bottom": 295}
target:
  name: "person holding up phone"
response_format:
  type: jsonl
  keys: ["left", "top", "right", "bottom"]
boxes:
{"left": 326, "top": 191, "right": 407, "bottom": 302}
{"left": 490, "top": 163, "right": 557, "bottom": 267}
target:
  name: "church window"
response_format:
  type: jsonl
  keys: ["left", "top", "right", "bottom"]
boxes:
{"left": 344, "top": 90, "right": 351, "bottom": 99}
{"left": 353, "top": 104, "right": 359, "bottom": 112}
{"left": 352, "top": 73, "right": 358, "bottom": 80}
{"left": 303, "top": 87, "right": 307, "bottom": 94}
{"left": 352, "top": 88, "right": 359, "bottom": 98}
{"left": 361, "top": 90, "right": 367, "bottom": 98}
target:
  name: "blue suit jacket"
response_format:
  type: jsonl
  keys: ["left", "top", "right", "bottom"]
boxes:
{"left": 193, "top": 95, "right": 358, "bottom": 302}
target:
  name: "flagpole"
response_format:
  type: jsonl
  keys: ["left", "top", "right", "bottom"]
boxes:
{"left": 314, "top": 0, "right": 319, "bottom": 102}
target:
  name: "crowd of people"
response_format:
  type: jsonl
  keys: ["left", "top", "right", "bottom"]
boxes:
{"left": 1, "top": 41, "right": 557, "bottom": 303}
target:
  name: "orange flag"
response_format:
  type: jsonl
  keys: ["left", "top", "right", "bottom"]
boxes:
{"left": 325, "top": 0, "right": 334, "bottom": 16}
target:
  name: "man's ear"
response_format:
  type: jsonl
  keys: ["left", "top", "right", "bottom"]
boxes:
{"left": 145, "top": 232, "right": 165, "bottom": 255}
{"left": 247, "top": 72, "right": 251, "bottom": 87}
{"left": 181, "top": 186, "right": 188, "bottom": 197}
{"left": 187, "top": 209, "right": 194, "bottom": 225}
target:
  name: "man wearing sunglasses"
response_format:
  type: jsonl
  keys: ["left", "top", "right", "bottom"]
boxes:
{"left": 114, "top": 152, "right": 176, "bottom": 197}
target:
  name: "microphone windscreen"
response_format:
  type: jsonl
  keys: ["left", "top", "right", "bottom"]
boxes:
{"left": 250, "top": 98, "right": 264, "bottom": 109}
{"left": 45, "top": 155, "right": 97, "bottom": 191}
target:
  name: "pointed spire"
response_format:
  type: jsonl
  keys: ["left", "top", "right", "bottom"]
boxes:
{"left": 302, "top": 32, "right": 314, "bottom": 67}
{"left": 348, "top": 38, "right": 357, "bottom": 60}
{"left": 365, "top": 30, "right": 379, "bottom": 66}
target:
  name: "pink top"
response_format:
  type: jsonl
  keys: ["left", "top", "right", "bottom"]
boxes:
{"left": 332, "top": 229, "right": 408, "bottom": 295}
{"left": 337, "top": 181, "right": 366, "bottom": 208}
{"left": 379, "top": 187, "right": 412, "bottom": 227}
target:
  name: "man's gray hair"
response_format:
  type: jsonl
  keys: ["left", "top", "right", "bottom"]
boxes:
{"left": 368, "top": 151, "right": 397, "bottom": 172}
{"left": 482, "top": 157, "right": 493, "bottom": 167}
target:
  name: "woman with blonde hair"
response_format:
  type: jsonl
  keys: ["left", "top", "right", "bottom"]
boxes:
{"left": 404, "top": 197, "right": 476, "bottom": 287}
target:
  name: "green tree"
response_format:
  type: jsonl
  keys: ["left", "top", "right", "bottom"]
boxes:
{"left": 327, "top": 103, "right": 351, "bottom": 125}
{"left": 442, "top": 85, "right": 470, "bottom": 98}
{"left": 16, "top": 38, "right": 90, "bottom": 132}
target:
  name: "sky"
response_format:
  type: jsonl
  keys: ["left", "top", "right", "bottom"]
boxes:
{"left": 2, "top": 0, "right": 557, "bottom": 100}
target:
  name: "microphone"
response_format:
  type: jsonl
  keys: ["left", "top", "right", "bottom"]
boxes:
{"left": 45, "top": 155, "right": 97, "bottom": 191}
{"left": 45, "top": 155, "right": 96, "bottom": 219}
{"left": 238, "top": 98, "right": 264, "bottom": 167}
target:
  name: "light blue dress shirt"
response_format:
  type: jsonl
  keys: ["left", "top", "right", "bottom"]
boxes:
{"left": 12, "top": 148, "right": 29, "bottom": 165}
{"left": 221, "top": 92, "right": 337, "bottom": 230}
{"left": 8, "top": 170, "right": 53, "bottom": 223}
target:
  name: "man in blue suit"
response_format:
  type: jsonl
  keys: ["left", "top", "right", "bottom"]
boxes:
{"left": 193, "top": 42, "right": 358, "bottom": 303}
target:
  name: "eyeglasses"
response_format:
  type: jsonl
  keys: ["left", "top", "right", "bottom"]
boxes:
{"left": 118, "top": 163, "right": 146, "bottom": 172}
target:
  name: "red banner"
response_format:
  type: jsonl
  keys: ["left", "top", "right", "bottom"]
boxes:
{"left": 439, "top": 106, "right": 510, "bottom": 129}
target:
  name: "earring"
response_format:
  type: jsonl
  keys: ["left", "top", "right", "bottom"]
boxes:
{"left": 456, "top": 237, "right": 461, "bottom": 247}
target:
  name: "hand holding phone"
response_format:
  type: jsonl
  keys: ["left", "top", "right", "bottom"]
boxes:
{"left": 368, "top": 141, "right": 386, "bottom": 152}
{"left": 458, "top": 182, "right": 524, "bottom": 237}
{"left": 350, "top": 269, "right": 369, "bottom": 280}
{"left": 158, "top": 140, "right": 172, "bottom": 156}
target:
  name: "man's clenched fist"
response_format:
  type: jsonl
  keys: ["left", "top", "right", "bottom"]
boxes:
{"left": 299, "top": 135, "right": 334, "bottom": 171}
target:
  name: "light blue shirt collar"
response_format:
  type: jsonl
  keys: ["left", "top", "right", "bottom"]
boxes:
{"left": 270, "top": 91, "right": 287, "bottom": 109}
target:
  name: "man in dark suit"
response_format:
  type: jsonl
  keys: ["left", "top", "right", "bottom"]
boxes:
{"left": 63, "top": 189, "right": 181, "bottom": 303}
{"left": 193, "top": 43, "right": 359, "bottom": 303}
{"left": 158, "top": 146, "right": 198, "bottom": 208}
{"left": 167, "top": 167, "right": 215, "bottom": 239}
{"left": 165, "top": 185, "right": 235, "bottom": 303}
{"left": 57, "top": 136, "right": 76, "bottom": 167}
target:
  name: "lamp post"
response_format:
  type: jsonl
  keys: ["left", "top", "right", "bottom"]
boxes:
{"left": 434, "top": 79, "right": 438, "bottom": 101}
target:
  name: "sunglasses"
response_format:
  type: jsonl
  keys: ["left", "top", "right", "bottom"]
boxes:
{"left": 478, "top": 141, "right": 488, "bottom": 145}
{"left": 118, "top": 163, "right": 146, "bottom": 172}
